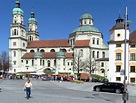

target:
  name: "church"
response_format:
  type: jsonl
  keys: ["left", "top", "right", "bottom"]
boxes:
{"left": 8, "top": 0, "right": 109, "bottom": 77}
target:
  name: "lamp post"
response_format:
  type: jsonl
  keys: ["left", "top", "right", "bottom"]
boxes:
{"left": 122, "top": 7, "right": 131, "bottom": 103}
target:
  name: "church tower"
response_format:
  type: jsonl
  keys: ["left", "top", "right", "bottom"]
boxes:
{"left": 27, "top": 11, "right": 39, "bottom": 41}
{"left": 9, "top": 0, "right": 27, "bottom": 73}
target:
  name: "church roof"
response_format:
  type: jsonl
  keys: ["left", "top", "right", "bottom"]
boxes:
{"left": 27, "top": 39, "right": 71, "bottom": 48}
{"left": 74, "top": 40, "right": 90, "bottom": 47}
{"left": 21, "top": 52, "right": 73, "bottom": 59}
{"left": 72, "top": 25, "right": 99, "bottom": 33}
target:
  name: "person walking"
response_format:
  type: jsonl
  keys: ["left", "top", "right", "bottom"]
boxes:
{"left": 24, "top": 79, "right": 32, "bottom": 99}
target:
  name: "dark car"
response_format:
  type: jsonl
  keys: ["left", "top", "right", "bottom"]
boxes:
{"left": 42, "top": 76, "right": 52, "bottom": 81}
{"left": 93, "top": 82, "right": 124, "bottom": 94}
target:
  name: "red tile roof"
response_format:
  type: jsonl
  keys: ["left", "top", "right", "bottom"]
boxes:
{"left": 27, "top": 39, "right": 71, "bottom": 48}
{"left": 74, "top": 40, "right": 90, "bottom": 47}
{"left": 129, "top": 30, "right": 136, "bottom": 43}
{"left": 21, "top": 52, "right": 73, "bottom": 59}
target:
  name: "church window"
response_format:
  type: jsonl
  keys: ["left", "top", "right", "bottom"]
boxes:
{"left": 13, "top": 51, "right": 16, "bottom": 57}
{"left": 13, "top": 61, "right": 16, "bottom": 65}
{"left": 84, "top": 20, "right": 86, "bottom": 24}
{"left": 30, "top": 50, "right": 35, "bottom": 53}
{"left": 89, "top": 20, "right": 91, "bottom": 24}
{"left": 67, "top": 62, "right": 69, "bottom": 66}
{"left": 79, "top": 49, "right": 83, "bottom": 57}
{"left": 97, "top": 39, "right": 99, "bottom": 45}
{"left": 116, "top": 53, "right": 121, "bottom": 60}
{"left": 13, "top": 42, "right": 16, "bottom": 46}
{"left": 102, "top": 52, "right": 105, "bottom": 58}
{"left": 92, "top": 38, "right": 95, "bottom": 44}
{"left": 47, "top": 60, "right": 50, "bottom": 67}
{"left": 54, "top": 60, "right": 56, "bottom": 66}
{"left": 21, "top": 30, "right": 24, "bottom": 36}
{"left": 97, "top": 51, "right": 99, "bottom": 58}
{"left": 50, "top": 49, "right": 55, "bottom": 52}
{"left": 43, "top": 60, "right": 44, "bottom": 66}
{"left": 32, "top": 60, "right": 34, "bottom": 66}
{"left": 14, "top": 29, "right": 17, "bottom": 35}
{"left": 63, "top": 59, "right": 65, "bottom": 66}
{"left": 40, "top": 49, "right": 45, "bottom": 52}
{"left": 40, "top": 59, "right": 42, "bottom": 65}
{"left": 26, "top": 60, "right": 28, "bottom": 64}
{"left": 62, "top": 49, "right": 66, "bottom": 52}
{"left": 101, "top": 62, "right": 104, "bottom": 67}
{"left": 23, "top": 42, "right": 25, "bottom": 47}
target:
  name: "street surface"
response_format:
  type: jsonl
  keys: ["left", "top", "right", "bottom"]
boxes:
{"left": 0, "top": 79, "right": 136, "bottom": 103}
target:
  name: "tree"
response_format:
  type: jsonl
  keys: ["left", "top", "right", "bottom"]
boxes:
{"left": 0, "top": 51, "right": 11, "bottom": 75}
{"left": 73, "top": 50, "right": 86, "bottom": 79}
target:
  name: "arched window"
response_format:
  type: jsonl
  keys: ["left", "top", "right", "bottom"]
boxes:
{"left": 97, "top": 39, "right": 99, "bottom": 45}
{"left": 13, "top": 51, "right": 16, "bottom": 57}
{"left": 40, "top": 49, "right": 45, "bottom": 52}
{"left": 29, "top": 36, "right": 33, "bottom": 41}
{"left": 47, "top": 60, "right": 50, "bottom": 67}
{"left": 50, "top": 49, "right": 55, "bottom": 52}
{"left": 26, "top": 60, "right": 28, "bottom": 64}
{"left": 43, "top": 60, "right": 45, "bottom": 66}
{"left": 80, "top": 49, "right": 83, "bottom": 57}
{"left": 32, "top": 60, "right": 34, "bottom": 66}
{"left": 102, "top": 52, "right": 105, "bottom": 58}
{"left": 54, "top": 60, "right": 56, "bottom": 66}
{"left": 97, "top": 51, "right": 99, "bottom": 58}
{"left": 101, "top": 62, "right": 104, "bottom": 67}
{"left": 62, "top": 49, "right": 67, "bottom": 52}
{"left": 92, "top": 38, "right": 95, "bottom": 44}
{"left": 30, "top": 50, "right": 35, "bottom": 53}
{"left": 14, "top": 29, "right": 17, "bottom": 35}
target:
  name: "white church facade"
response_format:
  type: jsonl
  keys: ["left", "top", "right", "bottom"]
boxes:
{"left": 9, "top": 0, "right": 109, "bottom": 77}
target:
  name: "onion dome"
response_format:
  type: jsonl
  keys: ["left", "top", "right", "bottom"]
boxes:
{"left": 12, "top": 0, "right": 23, "bottom": 16}
{"left": 28, "top": 11, "right": 37, "bottom": 24}
{"left": 80, "top": 12, "right": 93, "bottom": 20}
{"left": 56, "top": 49, "right": 65, "bottom": 58}
{"left": 34, "top": 48, "right": 43, "bottom": 58}
{"left": 72, "top": 12, "right": 99, "bottom": 33}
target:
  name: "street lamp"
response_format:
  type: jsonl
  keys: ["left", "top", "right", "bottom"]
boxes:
{"left": 122, "top": 7, "right": 132, "bottom": 103}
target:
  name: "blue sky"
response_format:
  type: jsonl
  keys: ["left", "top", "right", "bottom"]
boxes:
{"left": 0, "top": 0, "right": 136, "bottom": 52}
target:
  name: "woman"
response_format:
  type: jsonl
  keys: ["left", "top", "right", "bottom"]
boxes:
{"left": 24, "top": 79, "right": 32, "bottom": 99}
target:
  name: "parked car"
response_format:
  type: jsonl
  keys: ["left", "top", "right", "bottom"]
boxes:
{"left": 42, "top": 76, "right": 52, "bottom": 81}
{"left": 93, "top": 82, "right": 124, "bottom": 94}
{"left": 67, "top": 77, "right": 73, "bottom": 82}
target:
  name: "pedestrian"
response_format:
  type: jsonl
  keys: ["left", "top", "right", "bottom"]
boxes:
{"left": 24, "top": 79, "right": 32, "bottom": 99}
